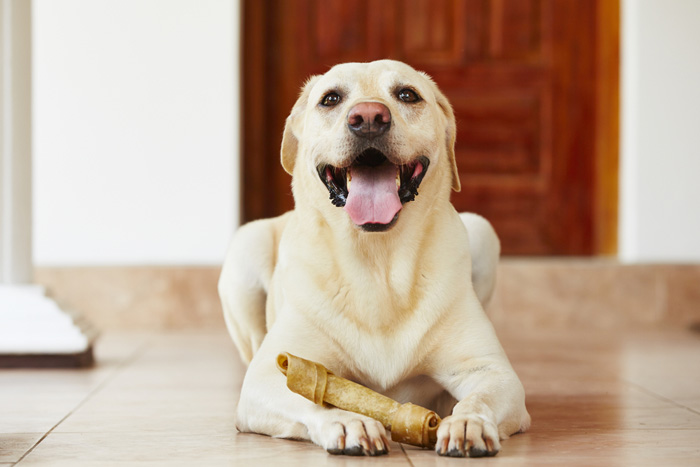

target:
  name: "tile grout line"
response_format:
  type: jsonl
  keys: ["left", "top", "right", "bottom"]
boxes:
{"left": 398, "top": 443, "right": 416, "bottom": 467}
{"left": 12, "top": 340, "right": 152, "bottom": 466}
{"left": 625, "top": 379, "right": 700, "bottom": 417}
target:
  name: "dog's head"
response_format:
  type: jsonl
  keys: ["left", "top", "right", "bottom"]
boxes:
{"left": 282, "top": 60, "right": 460, "bottom": 232}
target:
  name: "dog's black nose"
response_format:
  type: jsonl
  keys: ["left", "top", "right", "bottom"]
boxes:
{"left": 347, "top": 102, "right": 391, "bottom": 139}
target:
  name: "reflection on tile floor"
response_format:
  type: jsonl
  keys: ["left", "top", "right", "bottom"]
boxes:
{"left": 1, "top": 327, "right": 699, "bottom": 466}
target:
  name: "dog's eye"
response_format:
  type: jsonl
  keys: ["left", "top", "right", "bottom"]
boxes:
{"left": 321, "top": 92, "right": 342, "bottom": 107}
{"left": 397, "top": 88, "right": 421, "bottom": 103}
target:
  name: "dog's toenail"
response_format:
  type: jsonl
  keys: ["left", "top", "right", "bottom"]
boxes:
{"left": 343, "top": 445, "right": 364, "bottom": 456}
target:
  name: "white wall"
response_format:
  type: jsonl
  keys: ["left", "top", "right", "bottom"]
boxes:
{"left": 620, "top": 0, "right": 700, "bottom": 262}
{"left": 32, "top": 0, "right": 240, "bottom": 266}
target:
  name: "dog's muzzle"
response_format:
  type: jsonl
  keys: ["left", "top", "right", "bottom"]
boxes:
{"left": 316, "top": 148, "right": 429, "bottom": 232}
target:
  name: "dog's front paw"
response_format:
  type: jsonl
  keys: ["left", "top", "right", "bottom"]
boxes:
{"left": 313, "top": 416, "right": 390, "bottom": 456}
{"left": 435, "top": 414, "right": 500, "bottom": 458}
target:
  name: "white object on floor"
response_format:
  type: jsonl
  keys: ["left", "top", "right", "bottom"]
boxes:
{"left": 0, "top": 285, "right": 89, "bottom": 354}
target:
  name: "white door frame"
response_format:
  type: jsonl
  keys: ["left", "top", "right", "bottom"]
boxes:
{"left": 0, "top": 0, "right": 32, "bottom": 285}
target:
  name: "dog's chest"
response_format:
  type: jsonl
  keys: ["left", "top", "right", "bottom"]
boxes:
{"left": 338, "top": 329, "right": 428, "bottom": 391}
{"left": 326, "top": 292, "right": 440, "bottom": 391}
{"left": 278, "top": 242, "right": 446, "bottom": 389}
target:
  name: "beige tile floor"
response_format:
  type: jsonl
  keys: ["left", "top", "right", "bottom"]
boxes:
{"left": 2, "top": 327, "right": 699, "bottom": 466}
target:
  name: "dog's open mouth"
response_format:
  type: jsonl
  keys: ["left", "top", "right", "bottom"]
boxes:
{"left": 316, "top": 148, "right": 429, "bottom": 230}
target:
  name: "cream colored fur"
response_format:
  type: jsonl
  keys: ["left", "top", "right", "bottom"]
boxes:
{"left": 219, "top": 60, "right": 530, "bottom": 457}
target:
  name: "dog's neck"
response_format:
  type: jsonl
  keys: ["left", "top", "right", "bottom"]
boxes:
{"left": 282, "top": 165, "right": 465, "bottom": 328}
{"left": 282, "top": 197, "right": 470, "bottom": 339}
{"left": 295, "top": 195, "right": 458, "bottom": 279}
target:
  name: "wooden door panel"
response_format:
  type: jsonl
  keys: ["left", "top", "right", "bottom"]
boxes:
{"left": 242, "top": 0, "right": 618, "bottom": 255}
{"left": 311, "top": 1, "right": 377, "bottom": 61}
{"left": 399, "top": 0, "right": 469, "bottom": 63}
{"left": 451, "top": 89, "right": 548, "bottom": 176}
{"left": 488, "top": 0, "right": 543, "bottom": 60}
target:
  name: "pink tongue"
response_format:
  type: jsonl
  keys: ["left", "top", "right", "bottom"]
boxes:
{"left": 344, "top": 164, "right": 402, "bottom": 225}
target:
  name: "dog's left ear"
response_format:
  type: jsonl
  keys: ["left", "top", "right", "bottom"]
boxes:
{"left": 435, "top": 88, "right": 461, "bottom": 192}
{"left": 281, "top": 75, "right": 320, "bottom": 175}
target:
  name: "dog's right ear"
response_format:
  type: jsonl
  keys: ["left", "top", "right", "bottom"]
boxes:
{"left": 281, "top": 75, "right": 321, "bottom": 175}
{"left": 434, "top": 87, "right": 461, "bottom": 192}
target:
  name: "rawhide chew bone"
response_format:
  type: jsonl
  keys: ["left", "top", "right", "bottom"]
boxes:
{"left": 276, "top": 352, "right": 440, "bottom": 448}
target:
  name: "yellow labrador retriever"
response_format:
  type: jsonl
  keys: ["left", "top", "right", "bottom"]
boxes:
{"left": 219, "top": 60, "right": 530, "bottom": 457}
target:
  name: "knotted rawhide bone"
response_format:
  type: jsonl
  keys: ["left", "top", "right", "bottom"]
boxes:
{"left": 276, "top": 352, "right": 441, "bottom": 448}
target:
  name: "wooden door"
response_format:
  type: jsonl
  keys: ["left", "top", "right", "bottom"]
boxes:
{"left": 242, "top": 0, "right": 619, "bottom": 255}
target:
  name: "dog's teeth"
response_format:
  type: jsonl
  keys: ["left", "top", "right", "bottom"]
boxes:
{"left": 347, "top": 170, "right": 352, "bottom": 190}
{"left": 396, "top": 169, "right": 401, "bottom": 189}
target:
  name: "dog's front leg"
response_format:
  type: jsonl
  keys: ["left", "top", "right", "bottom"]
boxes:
{"left": 431, "top": 316, "right": 530, "bottom": 457}
{"left": 236, "top": 321, "right": 390, "bottom": 456}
